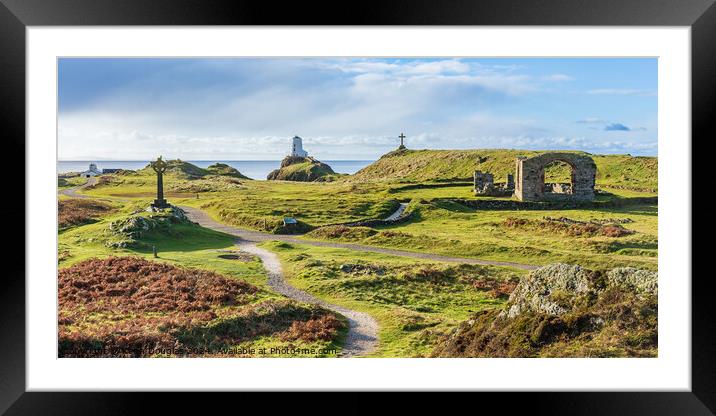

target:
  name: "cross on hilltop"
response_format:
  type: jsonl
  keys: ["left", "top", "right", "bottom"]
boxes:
{"left": 398, "top": 133, "right": 406, "bottom": 150}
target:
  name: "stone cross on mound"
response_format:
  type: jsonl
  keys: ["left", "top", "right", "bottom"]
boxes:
{"left": 398, "top": 133, "right": 406, "bottom": 150}
{"left": 150, "top": 156, "right": 170, "bottom": 209}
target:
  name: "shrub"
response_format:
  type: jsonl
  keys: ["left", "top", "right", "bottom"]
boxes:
{"left": 471, "top": 276, "right": 519, "bottom": 298}
{"left": 280, "top": 314, "right": 344, "bottom": 342}
{"left": 600, "top": 225, "right": 633, "bottom": 237}
{"left": 503, "top": 216, "right": 634, "bottom": 238}
{"left": 58, "top": 198, "right": 114, "bottom": 228}
{"left": 58, "top": 257, "right": 344, "bottom": 357}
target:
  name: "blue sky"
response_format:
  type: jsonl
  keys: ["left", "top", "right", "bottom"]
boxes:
{"left": 58, "top": 58, "right": 657, "bottom": 160}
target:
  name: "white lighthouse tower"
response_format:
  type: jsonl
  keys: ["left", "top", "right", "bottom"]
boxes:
{"left": 290, "top": 135, "right": 308, "bottom": 157}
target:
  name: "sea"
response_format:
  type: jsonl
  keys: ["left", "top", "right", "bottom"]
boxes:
{"left": 57, "top": 160, "right": 374, "bottom": 180}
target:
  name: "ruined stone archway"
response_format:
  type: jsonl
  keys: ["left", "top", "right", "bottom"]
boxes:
{"left": 514, "top": 153, "right": 596, "bottom": 201}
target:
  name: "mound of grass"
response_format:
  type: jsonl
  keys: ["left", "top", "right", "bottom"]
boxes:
{"left": 215, "top": 209, "right": 314, "bottom": 234}
{"left": 205, "top": 162, "right": 251, "bottom": 179}
{"left": 267, "top": 156, "right": 337, "bottom": 182}
{"left": 59, "top": 199, "right": 115, "bottom": 229}
{"left": 351, "top": 149, "right": 657, "bottom": 192}
{"left": 58, "top": 256, "right": 345, "bottom": 357}
{"left": 139, "top": 159, "right": 207, "bottom": 178}
{"left": 431, "top": 263, "right": 657, "bottom": 357}
{"left": 305, "top": 225, "right": 378, "bottom": 241}
{"left": 169, "top": 176, "right": 245, "bottom": 193}
{"left": 136, "top": 159, "right": 249, "bottom": 180}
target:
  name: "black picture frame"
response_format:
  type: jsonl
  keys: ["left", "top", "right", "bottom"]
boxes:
{"left": 1, "top": 0, "right": 712, "bottom": 413}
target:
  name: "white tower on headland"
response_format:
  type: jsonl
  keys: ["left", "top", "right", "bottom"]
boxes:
{"left": 291, "top": 135, "right": 308, "bottom": 157}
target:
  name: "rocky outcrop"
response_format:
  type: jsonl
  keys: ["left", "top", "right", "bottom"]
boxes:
{"left": 501, "top": 264, "right": 592, "bottom": 318}
{"left": 106, "top": 206, "right": 190, "bottom": 248}
{"left": 501, "top": 264, "right": 657, "bottom": 319}
{"left": 267, "top": 156, "right": 336, "bottom": 182}
{"left": 431, "top": 263, "right": 658, "bottom": 358}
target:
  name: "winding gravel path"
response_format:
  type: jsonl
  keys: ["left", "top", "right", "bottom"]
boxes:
{"left": 237, "top": 242, "right": 378, "bottom": 357}
{"left": 181, "top": 206, "right": 538, "bottom": 271}
{"left": 180, "top": 205, "right": 537, "bottom": 356}
{"left": 59, "top": 176, "right": 97, "bottom": 198}
{"left": 181, "top": 207, "right": 379, "bottom": 357}
{"left": 59, "top": 179, "right": 537, "bottom": 356}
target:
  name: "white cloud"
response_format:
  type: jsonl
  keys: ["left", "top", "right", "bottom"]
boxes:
{"left": 542, "top": 74, "right": 574, "bottom": 82}
{"left": 587, "top": 88, "right": 656, "bottom": 96}
{"left": 58, "top": 58, "right": 657, "bottom": 159}
{"left": 576, "top": 117, "right": 606, "bottom": 124}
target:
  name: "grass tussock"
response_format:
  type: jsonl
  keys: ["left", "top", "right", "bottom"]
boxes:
{"left": 306, "top": 225, "right": 377, "bottom": 241}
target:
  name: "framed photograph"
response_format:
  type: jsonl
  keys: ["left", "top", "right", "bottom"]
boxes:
{"left": 2, "top": 0, "right": 713, "bottom": 412}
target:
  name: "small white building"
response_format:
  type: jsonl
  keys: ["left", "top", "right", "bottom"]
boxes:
{"left": 291, "top": 136, "right": 309, "bottom": 158}
{"left": 80, "top": 163, "right": 101, "bottom": 178}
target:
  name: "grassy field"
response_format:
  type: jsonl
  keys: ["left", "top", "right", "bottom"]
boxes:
{"left": 81, "top": 171, "right": 400, "bottom": 228}
{"left": 59, "top": 150, "right": 658, "bottom": 357}
{"left": 72, "top": 155, "right": 658, "bottom": 270}
{"left": 261, "top": 240, "right": 525, "bottom": 357}
{"left": 59, "top": 200, "right": 265, "bottom": 286}
{"left": 58, "top": 201, "right": 347, "bottom": 357}
{"left": 304, "top": 198, "right": 657, "bottom": 270}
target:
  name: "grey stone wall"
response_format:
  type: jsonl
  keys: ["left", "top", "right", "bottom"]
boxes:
{"left": 473, "top": 170, "right": 494, "bottom": 194}
{"left": 514, "top": 153, "right": 596, "bottom": 201}
{"left": 474, "top": 170, "right": 513, "bottom": 197}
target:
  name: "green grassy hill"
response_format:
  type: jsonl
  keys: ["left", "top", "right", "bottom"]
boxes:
{"left": 137, "top": 160, "right": 250, "bottom": 180}
{"left": 351, "top": 149, "right": 657, "bottom": 192}
{"left": 205, "top": 163, "right": 251, "bottom": 179}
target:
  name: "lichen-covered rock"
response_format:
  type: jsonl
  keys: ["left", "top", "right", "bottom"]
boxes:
{"left": 606, "top": 267, "right": 658, "bottom": 296}
{"left": 106, "top": 207, "right": 191, "bottom": 247}
{"left": 432, "top": 263, "right": 659, "bottom": 358}
{"left": 501, "top": 264, "right": 592, "bottom": 318}
{"left": 500, "top": 263, "right": 658, "bottom": 319}
{"left": 109, "top": 216, "right": 153, "bottom": 238}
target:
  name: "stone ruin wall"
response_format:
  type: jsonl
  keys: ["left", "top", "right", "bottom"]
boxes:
{"left": 514, "top": 153, "right": 596, "bottom": 201}
{"left": 474, "top": 170, "right": 514, "bottom": 197}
